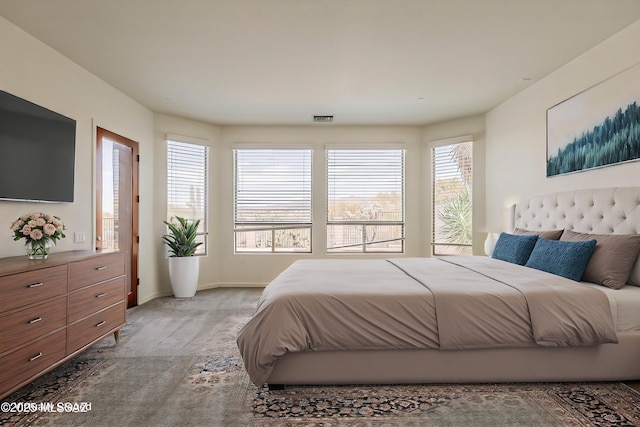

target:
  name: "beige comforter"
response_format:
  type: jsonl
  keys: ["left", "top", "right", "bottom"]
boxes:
{"left": 237, "top": 256, "right": 618, "bottom": 385}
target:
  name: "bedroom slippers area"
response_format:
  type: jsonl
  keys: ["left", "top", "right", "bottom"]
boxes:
{"left": 2, "top": 288, "right": 640, "bottom": 427}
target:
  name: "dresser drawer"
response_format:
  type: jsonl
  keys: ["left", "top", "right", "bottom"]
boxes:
{"left": 67, "top": 302, "right": 125, "bottom": 354}
{"left": 0, "top": 265, "right": 68, "bottom": 313}
{"left": 0, "top": 296, "right": 67, "bottom": 355}
{"left": 0, "top": 329, "right": 66, "bottom": 396}
{"left": 69, "top": 252, "right": 125, "bottom": 291}
{"left": 68, "top": 276, "right": 125, "bottom": 323}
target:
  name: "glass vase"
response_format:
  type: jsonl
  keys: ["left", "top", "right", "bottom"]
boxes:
{"left": 26, "top": 240, "right": 52, "bottom": 260}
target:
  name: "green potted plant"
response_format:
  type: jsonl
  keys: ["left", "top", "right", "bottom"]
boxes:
{"left": 162, "top": 216, "right": 202, "bottom": 298}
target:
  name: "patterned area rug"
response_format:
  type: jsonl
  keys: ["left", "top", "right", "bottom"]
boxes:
{"left": 248, "top": 381, "right": 640, "bottom": 426}
{"left": 3, "top": 289, "right": 640, "bottom": 426}
{"left": 184, "top": 349, "right": 640, "bottom": 426}
{"left": 0, "top": 333, "right": 117, "bottom": 427}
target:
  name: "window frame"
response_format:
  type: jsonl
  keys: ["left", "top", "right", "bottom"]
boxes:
{"left": 233, "top": 147, "right": 313, "bottom": 254}
{"left": 326, "top": 146, "right": 406, "bottom": 254}
{"left": 430, "top": 136, "right": 473, "bottom": 256}
{"left": 166, "top": 134, "right": 209, "bottom": 256}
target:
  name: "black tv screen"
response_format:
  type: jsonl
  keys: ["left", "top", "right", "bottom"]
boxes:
{"left": 0, "top": 90, "right": 76, "bottom": 202}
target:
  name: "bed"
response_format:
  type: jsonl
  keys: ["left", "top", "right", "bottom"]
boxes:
{"left": 237, "top": 187, "right": 640, "bottom": 388}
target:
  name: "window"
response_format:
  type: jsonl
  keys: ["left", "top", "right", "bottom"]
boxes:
{"left": 234, "top": 149, "right": 312, "bottom": 253}
{"left": 432, "top": 140, "right": 472, "bottom": 255}
{"left": 327, "top": 148, "right": 405, "bottom": 253}
{"left": 167, "top": 138, "right": 208, "bottom": 255}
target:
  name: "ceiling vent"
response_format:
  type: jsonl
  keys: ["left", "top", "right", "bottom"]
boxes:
{"left": 313, "top": 115, "right": 334, "bottom": 123}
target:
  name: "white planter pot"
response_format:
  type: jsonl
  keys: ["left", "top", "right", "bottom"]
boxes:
{"left": 168, "top": 256, "right": 200, "bottom": 298}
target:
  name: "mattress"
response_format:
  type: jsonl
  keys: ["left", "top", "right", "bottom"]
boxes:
{"left": 584, "top": 283, "right": 640, "bottom": 331}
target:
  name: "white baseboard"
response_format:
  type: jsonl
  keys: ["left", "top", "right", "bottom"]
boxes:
{"left": 137, "top": 283, "right": 265, "bottom": 306}
{"left": 138, "top": 290, "right": 173, "bottom": 305}
{"left": 198, "top": 282, "right": 266, "bottom": 290}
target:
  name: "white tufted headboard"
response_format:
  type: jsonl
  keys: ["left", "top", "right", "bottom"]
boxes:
{"left": 513, "top": 187, "right": 640, "bottom": 235}
{"left": 512, "top": 187, "right": 640, "bottom": 286}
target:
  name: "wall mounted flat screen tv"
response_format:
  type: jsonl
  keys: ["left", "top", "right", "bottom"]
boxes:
{"left": 0, "top": 90, "right": 76, "bottom": 202}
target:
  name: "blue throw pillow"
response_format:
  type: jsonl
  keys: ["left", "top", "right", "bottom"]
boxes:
{"left": 525, "top": 237, "right": 597, "bottom": 281}
{"left": 491, "top": 233, "right": 538, "bottom": 265}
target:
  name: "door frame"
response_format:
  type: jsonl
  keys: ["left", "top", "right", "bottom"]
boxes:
{"left": 96, "top": 127, "right": 139, "bottom": 308}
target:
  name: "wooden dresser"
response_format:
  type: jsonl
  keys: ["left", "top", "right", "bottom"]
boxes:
{"left": 0, "top": 250, "right": 126, "bottom": 399}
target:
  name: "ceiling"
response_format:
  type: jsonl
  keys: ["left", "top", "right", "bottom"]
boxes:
{"left": 2, "top": 0, "right": 640, "bottom": 126}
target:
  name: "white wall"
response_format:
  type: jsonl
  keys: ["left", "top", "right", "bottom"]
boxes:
{"left": 0, "top": 13, "right": 485, "bottom": 302}
{"left": 152, "top": 122, "right": 429, "bottom": 291}
{"left": 218, "top": 126, "right": 427, "bottom": 286}
{"left": 13, "top": 6, "right": 635, "bottom": 299}
{"left": 485, "top": 21, "right": 640, "bottom": 233}
{"left": 153, "top": 116, "right": 489, "bottom": 293}
{"left": 152, "top": 116, "right": 488, "bottom": 293}
{"left": 0, "top": 17, "right": 159, "bottom": 304}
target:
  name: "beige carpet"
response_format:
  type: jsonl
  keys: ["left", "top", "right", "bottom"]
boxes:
{"left": 2, "top": 288, "right": 640, "bottom": 427}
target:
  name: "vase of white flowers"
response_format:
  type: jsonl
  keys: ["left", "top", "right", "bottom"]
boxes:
{"left": 10, "top": 213, "right": 66, "bottom": 259}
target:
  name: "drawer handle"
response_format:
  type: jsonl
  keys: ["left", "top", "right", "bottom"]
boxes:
{"left": 28, "top": 282, "right": 44, "bottom": 288}
{"left": 29, "top": 352, "right": 43, "bottom": 362}
{"left": 96, "top": 292, "right": 107, "bottom": 298}
{"left": 96, "top": 266, "right": 108, "bottom": 271}
{"left": 28, "top": 317, "right": 43, "bottom": 324}
{"left": 96, "top": 321, "right": 106, "bottom": 327}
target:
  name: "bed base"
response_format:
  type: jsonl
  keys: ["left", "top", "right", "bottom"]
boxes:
{"left": 266, "top": 332, "right": 640, "bottom": 387}
{"left": 267, "top": 384, "right": 285, "bottom": 391}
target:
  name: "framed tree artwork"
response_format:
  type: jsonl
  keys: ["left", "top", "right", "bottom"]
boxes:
{"left": 546, "top": 62, "right": 640, "bottom": 177}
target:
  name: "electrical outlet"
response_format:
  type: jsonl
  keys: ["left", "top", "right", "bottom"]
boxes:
{"left": 74, "top": 232, "right": 86, "bottom": 243}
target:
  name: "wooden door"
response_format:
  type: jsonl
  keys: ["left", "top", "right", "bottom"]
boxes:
{"left": 96, "top": 127, "right": 139, "bottom": 308}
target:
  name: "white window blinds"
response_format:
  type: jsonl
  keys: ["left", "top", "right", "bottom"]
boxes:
{"left": 327, "top": 149, "right": 404, "bottom": 253}
{"left": 167, "top": 139, "right": 208, "bottom": 255}
{"left": 432, "top": 141, "right": 472, "bottom": 255}
{"left": 234, "top": 148, "right": 312, "bottom": 253}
